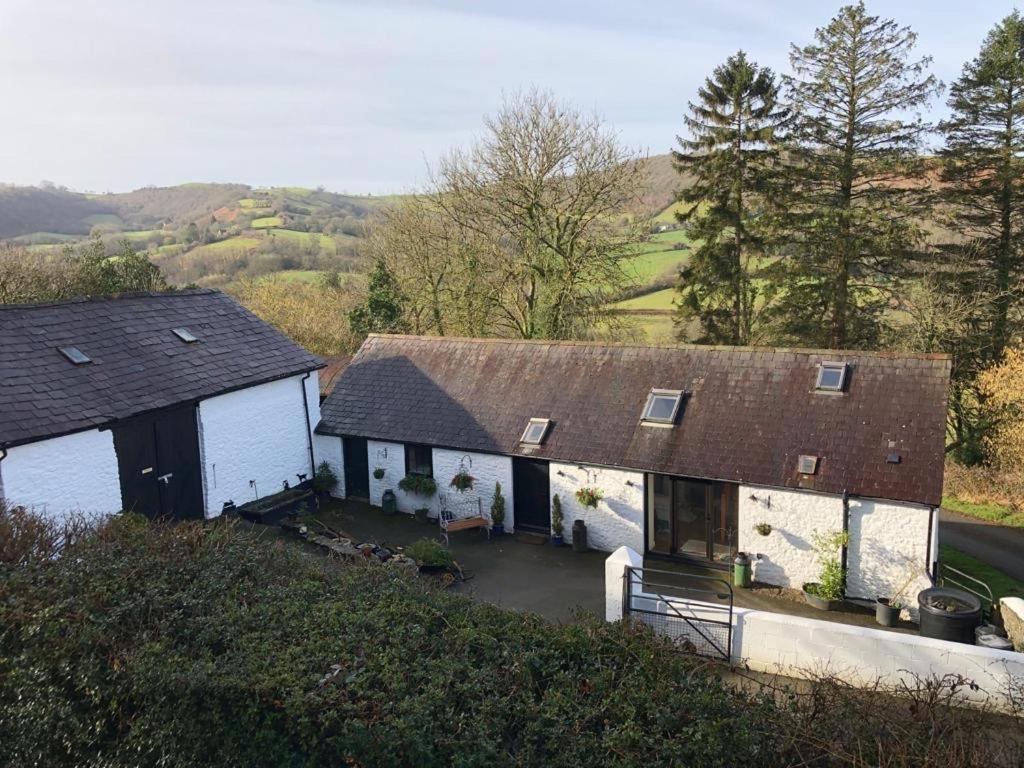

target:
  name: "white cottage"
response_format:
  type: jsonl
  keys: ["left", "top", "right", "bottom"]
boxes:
{"left": 316, "top": 335, "right": 951, "bottom": 605}
{"left": 0, "top": 290, "right": 323, "bottom": 520}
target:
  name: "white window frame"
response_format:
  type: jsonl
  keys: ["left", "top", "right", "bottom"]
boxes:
{"left": 640, "top": 389, "right": 683, "bottom": 425}
{"left": 815, "top": 362, "right": 848, "bottom": 392}
{"left": 520, "top": 418, "right": 551, "bottom": 445}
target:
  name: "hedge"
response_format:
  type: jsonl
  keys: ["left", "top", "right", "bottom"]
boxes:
{"left": 0, "top": 509, "right": 1018, "bottom": 767}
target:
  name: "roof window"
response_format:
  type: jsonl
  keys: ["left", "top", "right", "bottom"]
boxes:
{"left": 172, "top": 327, "right": 199, "bottom": 343}
{"left": 815, "top": 362, "right": 848, "bottom": 392}
{"left": 798, "top": 455, "right": 819, "bottom": 475}
{"left": 641, "top": 389, "right": 683, "bottom": 425}
{"left": 520, "top": 418, "right": 551, "bottom": 445}
{"left": 58, "top": 346, "right": 91, "bottom": 365}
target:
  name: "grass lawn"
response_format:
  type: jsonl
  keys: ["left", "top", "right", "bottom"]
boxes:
{"left": 251, "top": 216, "right": 283, "bottom": 229}
{"left": 186, "top": 235, "right": 261, "bottom": 258}
{"left": 264, "top": 228, "right": 339, "bottom": 254}
{"left": 943, "top": 496, "right": 1024, "bottom": 527}
{"left": 648, "top": 228, "right": 691, "bottom": 246}
{"left": 625, "top": 251, "right": 686, "bottom": 283}
{"left": 611, "top": 288, "right": 676, "bottom": 311}
{"left": 938, "top": 544, "right": 1024, "bottom": 601}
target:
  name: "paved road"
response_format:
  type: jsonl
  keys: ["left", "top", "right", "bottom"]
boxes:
{"left": 940, "top": 509, "right": 1024, "bottom": 581}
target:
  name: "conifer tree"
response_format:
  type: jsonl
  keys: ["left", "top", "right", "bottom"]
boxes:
{"left": 672, "top": 51, "right": 786, "bottom": 345}
{"left": 348, "top": 258, "right": 409, "bottom": 337}
{"left": 774, "top": 2, "right": 940, "bottom": 349}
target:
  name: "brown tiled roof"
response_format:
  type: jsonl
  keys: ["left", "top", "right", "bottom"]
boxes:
{"left": 1, "top": 290, "right": 323, "bottom": 447}
{"left": 318, "top": 335, "right": 950, "bottom": 506}
{"left": 318, "top": 356, "right": 352, "bottom": 398}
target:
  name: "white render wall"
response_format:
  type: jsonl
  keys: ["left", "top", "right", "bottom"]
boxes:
{"left": 198, "top": 374, "right": 319, "bottom": 518}
{"left": 551, "top": 461, "right": 645, "bottom": 553}
{"left": 367, "top": 440, "right": 406, "bottom": 509}
{"left": 607, "top": 547, "right": 1024, "bottom": 715}
{"left": 314, "top": 434, "right": 345, "bottom": 498}
{"left": 0, "top": 428, "right": 123, "bottom": 520}
{"left": 433, "top": 448, "right": 514, "bottom": 530}
{"left": 738, "top": 484, "right": 935, "bottom": 611}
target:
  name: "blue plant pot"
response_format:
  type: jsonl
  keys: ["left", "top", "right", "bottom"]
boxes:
{"left": 551, "top": 535, "right": 564, "bottom": 547}
{"left": 491, "top": 523, "right": 504, "bottom": 536}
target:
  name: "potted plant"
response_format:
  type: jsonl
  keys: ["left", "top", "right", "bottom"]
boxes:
{"left": 404, "top": 538, "right": 455, "bottom": 574}
{"left": 373, "top": 467, "right": 386, "bottom": 480}
{"left": 575, "top": 487, "right": 603, "bottom": 509}
{"left": 753, "top": 521, "right": 772, "bottom": 537}
{"left": 490, "top": 481, "right": 506, "bottom": 535}
{"left": 551, "top": 493, "right": 564, "bottom": 546}
{"left": 802, "top": 530, "right": 849, "bottom": 611}
{"left": 876, "top": 568, "right": 919, "bottom": 627}
{"left": 311, "top": 461, "right": 338, "bottom": 498}
{"left": 450, "top": 470, "right": 474, "bottom": 493}
{"left": 398, "top": 473, "right": 438, "bottom": 498}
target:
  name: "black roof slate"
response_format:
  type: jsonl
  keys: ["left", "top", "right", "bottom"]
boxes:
{"left": 317, "top": 335, "right": 951, "bottom": 507}
{"left": 1, "top": 290, "right": 322, "bottom": 446}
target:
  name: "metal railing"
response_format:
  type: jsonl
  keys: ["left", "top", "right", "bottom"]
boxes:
{"left": 623, "top": 564, "right": 734, "bottom": 661}
{"left": 937, "top": 562, "right": 995, "bottom": 619}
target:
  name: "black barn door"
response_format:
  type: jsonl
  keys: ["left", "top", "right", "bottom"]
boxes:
{"left": 512, "top": 457, "right": 550, "bottom": 533}
{"left": 343, "top": 437, "right": 369, "bottom": 499}
{"left": 112, "top": 405, "right": 204, "bottom": 520}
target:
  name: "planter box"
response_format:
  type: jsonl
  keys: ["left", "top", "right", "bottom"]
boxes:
{"left": 236, "top": 488, "right": 316, "bottom": 525}
{"left": 802, "top": 584, "right": 842, "bottom": 611}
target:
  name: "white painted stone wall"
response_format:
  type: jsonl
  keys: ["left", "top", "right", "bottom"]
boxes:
{"left": 198, "top": 374, "right": 319, "bottom": 518}
{"left": 738, "top": 485, "right": 844, "bottom": 590}
{"left": 314, "top": 434, "right": 345, "bottom": 498}
{"left": 738, "top": 484, "right": 935, "bottom": 613}
{"left": 606, "top": 547, "right": 1024, "bottom": 715}
{"left": 433, "top": 448, "right": 514, "bottom": 530}
{"left": 0, "top": 429, "right": 123, "bottom": 520}
{"left": 367, "top": 440, "right": 406, "bottom": 509}
{"left": 846, "top": 498, "right": 934, "bottom": 605}
{"left": 551, "top": 462, "right": 645, "bottom": 553}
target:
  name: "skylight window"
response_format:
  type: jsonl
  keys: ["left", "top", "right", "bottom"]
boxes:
{"left": 815, "top": 362, "right": 848, "bottom": 392}
{"left": 172, "top": 327, "right": 199, "bottom": 343}
{"left": 641, "top": 389, "right": 683, "bottom": 425}
{"left": 520, "top": 418, "right": 551, "bottom": 445}
{"left": 58, "top": 346, "right": 91, "bottom": 365}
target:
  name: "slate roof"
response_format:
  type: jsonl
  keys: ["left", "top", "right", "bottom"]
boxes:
{"left": 318, "top": 335, "right": 951, "bottom": 506}
{"left": 318, "top": 356, "right": 352, "bottom": 399}
{"left": 1, "top": 290, "right": 323, "bottom": 447}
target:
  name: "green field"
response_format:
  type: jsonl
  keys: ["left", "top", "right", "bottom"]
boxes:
{"left": 186, "top": 236, "right": 261, "bottom": 258}
{"left": 252, "top": 216, "right": 283, "bottom": 229}
{"left": 943, "top": 497, "right": 1024, "bottom": 527}
{"left": 260, "top": 269, "right": 326, "bottom": 284}
{"left": 82, "top": 213, "right": 124, "bottom": 228}
{"left": 239, "top": 198, "right": 272, "bottom": 209}
{"left": 265, "top": 228, "right": 340, "bottom": 254}
{"left": 624, "top": 251, "right": 686, "bottom": 283}
{"left": 118, "top": 229, "right": 165, "bottom": 243}
{"left": 611, "top": 288, "right": 676, "bottom": 311}
{"left": 11, "top": 231, "right": 79, "bottom": 245}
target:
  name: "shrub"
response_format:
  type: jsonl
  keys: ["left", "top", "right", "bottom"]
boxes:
{"left": 551, "top": 494, "right": 564, "bottom": 537}
{"left": 311, "top": 460, "right": 338, "bottom": 494}
{"left": 404, "top": 538, "right": 455, "bottom": 568}
{"left": 490, "top": 481, "right": 506, "bottom": 525}
{"left": 805, "top": 529, "right": 850, "bottom": 601}
{"left": 0, "top": 511, "right": 1019, "bottom": 767}
{"left": 398, "top": 473, "right": 438, "bottom": 497}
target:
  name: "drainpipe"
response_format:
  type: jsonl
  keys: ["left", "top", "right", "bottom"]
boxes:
{"left": 0, "top": 445, "right": 7, "bottom": 505}
{"left": 841, "top": 489, "right": 850, "bottom": 598}
{"left": 300, "top": 372, "right": 316, "bottom": 479}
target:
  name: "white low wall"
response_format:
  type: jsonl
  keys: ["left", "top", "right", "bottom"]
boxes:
{"left": 551, "top": 462, "right": 644, "bottom": 552}
{"left": 0, "top": 428, "right": 123, "bottom": 520}
{"left": 198, "top": 374, "right": 319, "bottom": 518}
{"left": 606, "top": 547, "right": 1024, "bottom": 714}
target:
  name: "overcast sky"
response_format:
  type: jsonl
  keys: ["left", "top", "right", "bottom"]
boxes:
{"left": 0, "top": 0, "right": 1016, "bottom": 194}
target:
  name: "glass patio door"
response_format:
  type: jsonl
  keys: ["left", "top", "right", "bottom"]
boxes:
{"left": 647, "top": 475, "right": 738, "bottom": 563}
{"left": 673, "top": 479, "right": 710, "bottom": 558}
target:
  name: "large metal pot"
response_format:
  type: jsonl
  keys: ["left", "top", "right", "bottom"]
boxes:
{"left": 917, "top": 587, "right": 982, "bottom": 644}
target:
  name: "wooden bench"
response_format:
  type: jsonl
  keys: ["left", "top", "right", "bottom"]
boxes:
{"left": 439, "top": 494, "right": 490, "bottom": 546}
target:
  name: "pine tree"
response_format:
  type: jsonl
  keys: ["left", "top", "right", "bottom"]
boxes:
{"left": 348, "top": 258, "right": 409, "bottom": 337}
{"left": 774, "top": 2, "right": 940, "bottom": 349}
{"left": 672, "top": 51, "right": 786, "bottom": 345}
{"left": 940, "top": 11, "right": 1024, "bottom": 363}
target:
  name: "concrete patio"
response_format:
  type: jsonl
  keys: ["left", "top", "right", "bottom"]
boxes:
{"left": 306, "top": 499, "right": 917, "bottom": 633}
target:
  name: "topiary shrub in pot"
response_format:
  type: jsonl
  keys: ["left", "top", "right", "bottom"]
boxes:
{"left": 490, "top": 481, "right": 506, "bottom": 535}
{"left": 404, "top": 538, "right": 455, "bottom": 574}
{"left": 551, "top": 493, "right": 564, "bottom": 546}
{"left": 312, "top": 461, "right": 338, "bottom": 497}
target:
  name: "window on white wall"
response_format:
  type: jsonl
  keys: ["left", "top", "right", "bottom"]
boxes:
{"left": 404, "top": 444, "right": 433, "bottom": 476}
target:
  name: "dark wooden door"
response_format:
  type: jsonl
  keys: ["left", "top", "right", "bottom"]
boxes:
{"left": 112, "top": 405, "right": 204, "bottom": 520}
{"left": 343, "top": 437, "right": 369, "bottom": 499}
{"left": 512, "top": 457, "right": 550, "bottom": 533}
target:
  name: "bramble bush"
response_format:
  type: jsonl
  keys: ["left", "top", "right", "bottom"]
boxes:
{"left": 0, "top": 505, "right": 1020, "bottom": 767}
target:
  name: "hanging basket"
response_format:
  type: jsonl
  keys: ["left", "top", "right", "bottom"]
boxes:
{"left": 450, "top": 471, "right": 475, "bottom": 493}
{"left": 575, "top": 487, "right": 603, "bottom": 509}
